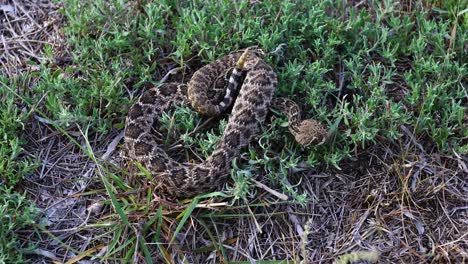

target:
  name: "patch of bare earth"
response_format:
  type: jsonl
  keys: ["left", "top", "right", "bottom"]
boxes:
{"left": 4, "top": 0, "right": 467, "bottom": 263}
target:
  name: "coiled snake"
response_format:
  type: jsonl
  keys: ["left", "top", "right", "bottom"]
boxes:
{"left": 124, "top": 50, "right": 327, "bottom": 198}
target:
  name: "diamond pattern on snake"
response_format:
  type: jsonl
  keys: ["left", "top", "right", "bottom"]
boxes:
{"left": 124, "top": 50, "right": 327, "bottom": 198}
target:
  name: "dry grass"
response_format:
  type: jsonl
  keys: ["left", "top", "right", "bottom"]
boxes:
{"left": 0, "top": 0, "right": 66, "bottom": 77}
{"left": 21, "top": 122, "right": 467, "bottom": 262}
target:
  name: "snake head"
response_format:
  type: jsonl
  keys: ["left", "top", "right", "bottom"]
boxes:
{"left": 292, "top": 119, "right": 328, "bottom": 146}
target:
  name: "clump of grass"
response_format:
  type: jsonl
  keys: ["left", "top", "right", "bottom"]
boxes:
{"left": 228, "top": 162, "right": 254, "bottom": 202}
{"left": 0, "top": 187, "right": 39, "bottom": 263}
{"left": 160, "top": 105, "right": 228, "bottom": 157}
{"left": 0, "top": 79, "right": 36, "bottom": 186}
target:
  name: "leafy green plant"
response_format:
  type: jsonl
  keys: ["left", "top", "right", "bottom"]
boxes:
{"left": 0, "top": 79, "right": 36, "bottom": 186}
{"left": 0, "top": 186, "right": 39, "bottom": 263}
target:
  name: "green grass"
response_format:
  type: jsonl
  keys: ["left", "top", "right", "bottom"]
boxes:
{"left": 0, "top": 187, "right": 39, "bottom": 263}
{"left": 0, "top": 79, "right": 37, "bottom": 186}
{"left": 1, "top": 0, "right": 467, "bottom": 262}
{"left": 56, "top": 0, "right": 466, "bottom": 163}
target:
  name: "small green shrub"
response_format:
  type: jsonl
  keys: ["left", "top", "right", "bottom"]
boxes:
{"left": 0, "top": 186, "right": 39, "bottom": 263}
{"left": 0, "top": 79, "right": 36, "bottom": 186}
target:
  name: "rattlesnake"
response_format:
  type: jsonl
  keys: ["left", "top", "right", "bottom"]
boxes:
{"left": 124, "top": 50, "right": 327, "bottom": 198}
